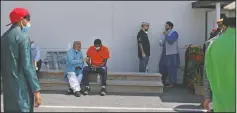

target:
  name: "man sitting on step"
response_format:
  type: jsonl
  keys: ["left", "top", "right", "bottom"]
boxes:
{"left": 64, "top": 41, "right": 84, "bottom": 97}
{"left": 82, "top": 39, "right": 110, "bottom": 96}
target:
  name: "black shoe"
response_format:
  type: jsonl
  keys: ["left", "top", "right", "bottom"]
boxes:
{"left": 100, "top": 87, "right": 107, "bottom": 96}
{"left": 67, "top": 88, "right": 73, "bottom": 95}
{"left": 74, "top": 91, "right": 81, "bottom": 97}
{"left": 83, "top": 86, "right": 90, "bottom": 95}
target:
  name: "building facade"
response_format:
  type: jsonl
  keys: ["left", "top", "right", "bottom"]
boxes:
{"left": 1, "top": 1, "right": 208, "bottom": 84}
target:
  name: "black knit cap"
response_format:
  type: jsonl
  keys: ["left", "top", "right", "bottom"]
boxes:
{"left": 94, "top": 39, "right": 102, "bottom": 45}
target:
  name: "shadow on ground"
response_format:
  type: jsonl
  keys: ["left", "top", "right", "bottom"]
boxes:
{"left": 41, "top": 85, "right": 202, "bottom": 104}
{"left": 159, "top": 85, "right": 203, "bottom": 103}
{"left": 174, "top": 105, "right": 204, "bottom": 112}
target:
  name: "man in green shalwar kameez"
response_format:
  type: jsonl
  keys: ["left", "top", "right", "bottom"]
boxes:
{"left": 205, "top": 17, "right": 236, "bottom": 112}
{"left": 1, "top": 7, "right": 42, "bottom": 112}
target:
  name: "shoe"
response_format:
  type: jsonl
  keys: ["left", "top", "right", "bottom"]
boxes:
{"left": 67, "top": 88, "right": 73, "bottom": 95}
{"left": 100, "top": 87, "right": 107, "bottom": 96}
{"left": 74, "top": 91, "right": 81, "bottom": 97}
{"left": 166, "top": 84, "right": 174, "bottom": 88}
{"left": 83, "top": 86, "right": 90, "bottom": 95}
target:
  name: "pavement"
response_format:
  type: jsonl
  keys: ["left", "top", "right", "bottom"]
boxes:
{"left": 1, "top": 86, "right": 205, "bottom": 112}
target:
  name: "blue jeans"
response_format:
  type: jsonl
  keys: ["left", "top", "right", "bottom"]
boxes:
{"left": 82, "top": 66, "right": 107, "bottom": 86}
{"left": 139, "top": 56, "right": 149, "bottom": 72}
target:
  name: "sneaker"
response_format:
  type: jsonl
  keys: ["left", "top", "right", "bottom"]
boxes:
{"left": 100, "top": 86, "right": 107, "bottom": 96}
{"left": 67, "top": 88, "right": 73, "bottom": 95}
{"left": 74, "top": 91, "right": 81, "bottom": 97}
{"left": 165, "top": 84, "right": 174, "bottom": 88}
{"left": 83, "top": 86, "right": 90, "bottom": 95}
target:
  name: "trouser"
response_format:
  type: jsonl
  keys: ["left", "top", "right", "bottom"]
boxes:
{"left": 36, "top": 59, "right": 42, "bottom": 79}
{"left": 166, "top": 54, "right": 178, "bottom": 85}
{"left": 139, "top": 56, "right": 149, "bottom": 72}
{"left": 159, "top": 51, "right": 168, "bottom": 84}
{"left": 159, "top": 54, "right": 179, "bottom": 85}
{"left": 82, "top": 66, "right": 107, "bottom": 86}
{"left": 67, "top": 72, "right": 83, "bottom": 93}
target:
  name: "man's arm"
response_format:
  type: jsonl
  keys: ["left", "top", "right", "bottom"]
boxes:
{"left": 137, "top": 36, "right": 145, "bottom": 55}
{"left": 18, "top": 36, "right": 40, "bottom": 93}
{"left": 66, "top": 50, "right": 83, "bottom": 65}
{"left": 86, "top": 47, "right": 94, "bottom": 67}
{"left": 76, "top": 52, "right": 84, "bottom": 69}
{"left": 166, "top": 31, "right": 178, "bottom": 45}
{"left": 34, "top": 46, "right": 40, "bottom": 67}
{"left": 98, "top": 47, "right": 110, "bottom": 67}
{"left": 35, "top": 46, "right": 40, "bottom": 62}
{"left": 98, "top": 59, "right": 107, "bottom": 67}
{"left": 86, "top": 56, "right": 92, "bottom": 67}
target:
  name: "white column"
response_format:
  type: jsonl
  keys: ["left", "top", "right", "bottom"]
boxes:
{"left": 215, "top": 2, "right": 221, "bottom": 27}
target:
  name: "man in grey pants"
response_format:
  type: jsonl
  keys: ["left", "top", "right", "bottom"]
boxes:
{"left": 137, "top": 22, "right": 150, "bottom": 72}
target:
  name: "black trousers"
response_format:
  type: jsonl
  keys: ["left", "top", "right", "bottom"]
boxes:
{"left": 36, "top": 59, "right": 42, "bottom": 79}
{"left": 82, "top": 66, "right": 107, "bottom": 86}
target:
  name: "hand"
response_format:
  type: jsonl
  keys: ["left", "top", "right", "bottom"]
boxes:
{"left": 142, "top": 53, "right": 146, "bottom": 58}
{"left": 91, "top": 65, "right": 96, "bottom": 71}
{"left": 84, "top": 57, "right": 89, "bottom": 62}
{"left": 75, "top": 66, "right": 82, "bottom": 70}
{"left": 34, "top": 91, "right": 42, "bottom": 108}
{"left": 159, "top": 40, "right": 163, "bottom": 46}
{"left": 163, "top": 31, "right": 167, "bottom": 35}
{"left": 203, "top": 99, "right": 210, "bottom": 111}
{"left": 34, "top": 61, "right": 38, "bottom": 70}
{"left": 35, "top": 66, "right": 38, "bottom": 71}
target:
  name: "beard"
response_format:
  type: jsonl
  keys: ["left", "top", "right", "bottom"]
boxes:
{"left": 145, "top": 29, "right": 149, "bottom": 31}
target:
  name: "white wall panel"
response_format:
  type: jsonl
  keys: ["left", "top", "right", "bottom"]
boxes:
{"left": 1, "top": 1, "right": 207, "bottom": 83}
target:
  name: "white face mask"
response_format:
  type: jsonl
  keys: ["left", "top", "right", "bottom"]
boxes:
{"left": 95, "top": 47, "right": 101, "bottom": 50}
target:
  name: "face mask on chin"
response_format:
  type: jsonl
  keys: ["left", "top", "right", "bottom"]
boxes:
{"left": 144, "top": 29, "right": 149, "bottom": 34}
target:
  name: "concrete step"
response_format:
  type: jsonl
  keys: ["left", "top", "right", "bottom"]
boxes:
{"left": 108, "top": 72, "right": 161, "bottom": 81}
{"left": 39, "top": 78, "right": 163, "bottom": 94}
{"left": 39, "top": 71, "right": 162, "bottom": 81}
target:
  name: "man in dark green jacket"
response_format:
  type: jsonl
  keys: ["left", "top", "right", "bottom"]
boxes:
{"left": 1, "top": 7, "right": 42, "bottom": 112}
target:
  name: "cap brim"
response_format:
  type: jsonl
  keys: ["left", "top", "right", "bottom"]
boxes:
{"left": 217, "top": 18, "right": 224, "bottom": 23}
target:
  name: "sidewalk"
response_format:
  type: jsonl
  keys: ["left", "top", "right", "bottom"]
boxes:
{"left": 1, "top": 86, "right": 204, "bottom": 112}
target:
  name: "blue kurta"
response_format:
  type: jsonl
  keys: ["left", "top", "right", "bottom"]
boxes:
{"left": 64, "top": 48, "right": 84, "bottom": 82}
{"left": 1, "top": 24, "right": 40, "bottom": 112}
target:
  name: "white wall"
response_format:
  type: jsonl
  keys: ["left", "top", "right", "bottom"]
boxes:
{"left": 1, "top": 1, "right": 206, "bottom": 83}
{"left": 223, "top": 10, "right": 236, "bottom": 17}
{"left": 207, "top": 11, "right": 216, "bottom": 39}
